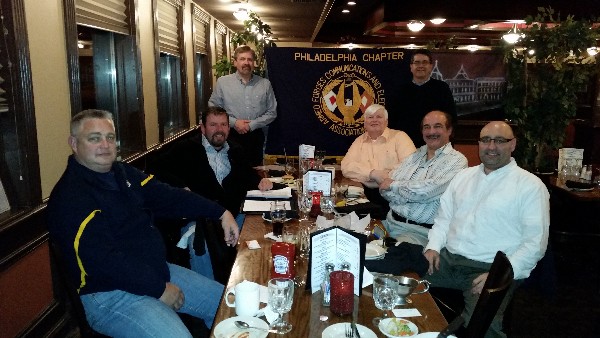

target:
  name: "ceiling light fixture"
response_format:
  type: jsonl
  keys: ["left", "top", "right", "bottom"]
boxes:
{"left": 407, "top": 20, "right": 425, "bottom": 32}
{"left": 347, "top": 1, "right": 356, "bottom": 5}
{"left": 342, "top": 9, "right": 350, "bottom": 13}
{"left": 430, "top": 18, "right": 446, "bottom": 25}
{"left": 467, "top": 45, "right": 478, "bottom": 52}
{"left": 233, "top": 7, "right": 249, "bottom": 21}
{"left": 587, "top": 47, "right": 598, "bottom": 56}
{"left": 502, "top": 24, "right": 522, "bottom": 44}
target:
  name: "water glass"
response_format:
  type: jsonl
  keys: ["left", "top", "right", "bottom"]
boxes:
{"left": 298, "top": 192, "right": 312, "bottom": 221}
{"left": 320, "top": 195, "right": 335, "bottom": 217}
{"left": 282, "top": 224, "right": 298, "bottom": 246}
{"left": 372, "top": 276, "right": 399, "bottom": 325}
{"left": 297, "top": 223, "right": 311, "bottom": 259}
{"left": 285, "top": 157, "right": 296, "bottom": 177}
{"left": 268, "top": 278, "right": 295, "bottom": 334}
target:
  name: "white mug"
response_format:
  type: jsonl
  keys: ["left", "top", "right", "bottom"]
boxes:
{"left": 225, "top": 281, "right": 260, "bottom": 316}
{"left": 324, "top": 166, "right": 336, "bottom": 181}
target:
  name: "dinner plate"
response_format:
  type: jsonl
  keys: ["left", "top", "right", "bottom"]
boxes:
{"left": 378, "top": 318, "right": 419, "bottom": 337}
{"left": 414, "top": 333, "right": 457, "bottom": 338}
{"left": 365, "top": 243, "right": 386, "bottom": 260}
{"left": 321, "top": 323, "right": 377, "bottom": 338}
{"left": 213, "top": 316, "right": 268, "bottom": 338}
{"left": 262, "top": 213, "right": 292, "bottom": 223}
{"left": 572, "top": 187, "right": 594, "bottom": 192}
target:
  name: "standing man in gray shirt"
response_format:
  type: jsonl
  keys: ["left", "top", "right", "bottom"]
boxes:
{"left": 209, "top": 45, "right": 277, "bottom": 167}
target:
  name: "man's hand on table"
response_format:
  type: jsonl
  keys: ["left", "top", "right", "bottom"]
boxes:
{"left": 159, "top": 282, "right": 184, "bottom": 311}
{"left": 369, "top": 169, "right": 390, "bottom": 184}
{"left": 424, "top": 249, "right": 440, "bottom": 275}
{"left": 258, "top": 178, "right": 273, "bottom": 191}
{"left": 220, "top": 210, "right": 240, "bottom": 246}
{"left": 234, "top": 119, "right": 251, "bottom": 134}
{"left": 471, "top": 272, "right": 489, "bottom": 295}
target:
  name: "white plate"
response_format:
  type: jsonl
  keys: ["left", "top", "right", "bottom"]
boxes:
{"left": 365, "top": 243, "right": 386, "bottom": 259}
{"left": 213, "top": 316, "right": 269, "bottom": 338}
{"left": 572, "top": 187, "right": 594, "bottom": 192}
{"left": 378, "top": 318, "right": 419, "bottom": 337}
{"left": 321, "top": 323, "right": 377, "bottom": 338}
{"left": 261, "top": 213, "right": 292, "bottom": 223}
{"left": 414, "top": 333, "right": 457, "bottom": 338}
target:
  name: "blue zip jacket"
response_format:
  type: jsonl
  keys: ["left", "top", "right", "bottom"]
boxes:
{"left": 47, "top": 155, "right": 225, "bottom": 298}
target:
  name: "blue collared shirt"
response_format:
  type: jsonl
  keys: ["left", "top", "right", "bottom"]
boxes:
{"left": 208, "top": 72, "right": 277, "bottom": 131}
{"left": 201, "top": 135, "right": 231, "bottom": 185}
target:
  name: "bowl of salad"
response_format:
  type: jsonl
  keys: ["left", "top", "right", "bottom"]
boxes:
{"left": 378, "top": 318, "right": 418, "bottom": 337}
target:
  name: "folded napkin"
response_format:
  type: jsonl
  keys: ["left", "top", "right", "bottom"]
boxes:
{"left": 315, "top": 212, "right": 371, "bottom": 233}
{"left": 264, "top": 232, "right": 283, "bottom": 241}
{"left": 246, "top": 187, "right": 292, "bottom": 199}
{"left": 364, "top": 242, "right": 428, "bottom": 277}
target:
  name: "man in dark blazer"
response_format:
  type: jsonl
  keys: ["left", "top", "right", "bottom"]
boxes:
{"left": 149, "top": 106, "right": 278, "bottom": 281}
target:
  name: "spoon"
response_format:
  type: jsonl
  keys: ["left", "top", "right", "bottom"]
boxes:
{"left": 234, "top": 320, "right": 269, "bottom": 332}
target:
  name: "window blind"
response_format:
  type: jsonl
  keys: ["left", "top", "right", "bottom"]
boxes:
{"left": 75, "top": 0, "right": 129, "bottom": 35}
{"left": 192, "top": 5, "right": 210, "bottom": 55}
{"left": 214, "top": 21, "right": 227, "bottom": 61}
{"left": 157, "top": 0, "right": 182, "bottom": 56}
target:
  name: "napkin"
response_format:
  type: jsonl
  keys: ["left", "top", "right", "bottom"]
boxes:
{"left": 246, "top": 240, "right": 261, "bottom": 249}
{"left": 392, "top": 308, "right": 422, "bottom": 317}
{"left": 362, "top": 267, "right": 374, "bottom": 288}
{"left": 347, "top": 185, "right": 364, "bottom": 197}
{"left": 246, "top": 187, "right": 292, "bottom": 199}
{"left": 316, "top": 212, "right": 371, "bottom": 233}
{"left": 264, "top": 232, "right": 283, "bottom": 241}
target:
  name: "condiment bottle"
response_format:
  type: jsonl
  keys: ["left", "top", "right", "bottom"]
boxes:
{"left": 321, "top": 263, "right": 335, "bottom": 306}
{"left": 271, "top": 242, "right": 295, "bottom": 279}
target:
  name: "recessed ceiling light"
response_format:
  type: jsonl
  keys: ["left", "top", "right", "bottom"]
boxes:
{"left": 407, "top": 20, "right": 425, "bottom": 32}
{"left": 347, "top": 1, "right": 356, "bottom": 5}
{"left": 410, "top": 36, "right": 415, "bottom": 39}
{"left": 430, "top": 18, "right": 446, "bottom": 25}
{"left": 342, "top": 9, "right": 350, "bottom": 13}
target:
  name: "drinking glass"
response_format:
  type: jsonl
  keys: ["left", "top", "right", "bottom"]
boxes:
{"left": 372, "top": 276, "right": 399, "bottom": 325}
{"left": 285, "top": 157, "right": 296, "bottom": 177}
{"left": 297, "top": 222, "right": 312, "bottom": 259}
{"left": 268, "top": 278, "right": 295, "bottom": 334}
{"left": 320, "top": 195, "right": 335, "bottom": 218}
{"left": 297, "top": 192, "right": 312, "bottom": 221}
{"left": 282, "top": 224, "right": 298, "bottom": 246}
{"left": 270, "top": 201, "right": 287, "bottom": 237}
{"left": 315, "top": 150, "right": 326, "bottom": 169}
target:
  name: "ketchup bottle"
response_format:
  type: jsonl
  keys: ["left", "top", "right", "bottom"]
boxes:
{"left": 271, "top": 242, "right": 295, "bottom": 279}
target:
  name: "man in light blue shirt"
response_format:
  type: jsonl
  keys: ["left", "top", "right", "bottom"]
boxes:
{"left": 209, "top": 45, "right": 277, "bottom": 167}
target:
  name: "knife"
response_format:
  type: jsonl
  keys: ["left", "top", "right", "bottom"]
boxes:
{"left": 437, "top": 316, "right": 465, "bottom": 338}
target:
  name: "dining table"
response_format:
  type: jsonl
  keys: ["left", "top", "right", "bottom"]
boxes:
{"left": 210, "top": 211, "right": 449, "bottom": 337}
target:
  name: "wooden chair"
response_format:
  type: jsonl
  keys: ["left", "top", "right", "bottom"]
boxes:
{"left": 49, "top": 240, "right": 110, "bottom": 338}
{"left": 459, "top": 250, "right": 514, "bottom": 338}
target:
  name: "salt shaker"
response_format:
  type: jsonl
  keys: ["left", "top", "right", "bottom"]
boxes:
{"left": 321, "top": 263, "right": 334, "bottom": 306}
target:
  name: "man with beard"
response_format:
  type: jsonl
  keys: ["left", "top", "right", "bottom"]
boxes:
{"left": 149, "top": 106, "right": 277, "bottom": 279}
{"left": 424, "top": 121, "right": 550, "bottom": 337}
{"left": 209, "top": 45, "right": 277, "bottom": 167}
{"left": 341, "top": 104, "right": 416, "bottom": 217}
{"left": 389, "top": 49, "right": 456, "bottom": 147}
{"left": 370, "top": 110, "right": 467, "bottom": 246}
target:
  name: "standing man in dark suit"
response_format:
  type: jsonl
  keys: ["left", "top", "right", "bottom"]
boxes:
{"left": 390, "top": 49, "right": 457, "bottom": 147}
{"left": 149, "top": 106, "right": 277, "bottom": 280}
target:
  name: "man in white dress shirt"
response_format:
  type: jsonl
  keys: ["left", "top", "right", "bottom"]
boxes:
{"left": 424, "top": 121, "right": 550, "bottom": 338}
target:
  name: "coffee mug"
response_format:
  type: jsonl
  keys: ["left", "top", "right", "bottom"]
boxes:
{"left": 225, "top": 280, "right": 260, "bottom": 316}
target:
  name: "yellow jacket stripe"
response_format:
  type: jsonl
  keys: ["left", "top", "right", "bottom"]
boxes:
{"left": 141, "top": 174, "right": 154, "bottom": 186}
{"left": 74, "top": 210, "right": 101, "bottom": 293}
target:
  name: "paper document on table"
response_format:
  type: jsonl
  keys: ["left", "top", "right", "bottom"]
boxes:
{"left": 242, "top": 200, "right": 291, "bottom": 212}
{"left": 246, "top": 187, "right": 292, "bottom": 199}
{"left": 392, "top": 308, "right": 422, "bottom": 317}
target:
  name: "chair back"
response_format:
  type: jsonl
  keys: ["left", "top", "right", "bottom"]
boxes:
{"left": 463, "top": 250, "right": 514, "bottom": 338}
{"left": 49, "top": 240, "right": 109, "bottom": 338}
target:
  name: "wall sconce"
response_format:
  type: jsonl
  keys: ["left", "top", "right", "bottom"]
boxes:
{"left": 407, "top": 20, "right": 425, "bottom": 32}
{"left": 233, "top": 7, "right": 249, "bottom": 21}
{"left": 502, "top": 24, "right": 522, "bottom": 44}
{"left": 430, "top": 18, "right": 446, "bottom": 25}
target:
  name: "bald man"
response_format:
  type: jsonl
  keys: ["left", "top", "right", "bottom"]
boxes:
{"left": 423, "top": 121, "right": 550, "bottom": 338}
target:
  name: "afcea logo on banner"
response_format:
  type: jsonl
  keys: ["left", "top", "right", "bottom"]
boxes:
{"left": 313, "top": 64, "right": 385, "bottom": 136}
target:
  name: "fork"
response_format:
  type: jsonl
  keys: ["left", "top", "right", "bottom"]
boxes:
{"left": 345, "top": 324, "right": 354, "bottom": 337}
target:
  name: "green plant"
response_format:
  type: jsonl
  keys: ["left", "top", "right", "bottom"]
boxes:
{"left": 213, "top": 11, "right": 274, "bottom": 78}
{"left": 503, "top": 7, "right": 600, "bottom": 171}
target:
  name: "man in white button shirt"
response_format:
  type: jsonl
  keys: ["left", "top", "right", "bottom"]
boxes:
{"left": 424, "top": 121, "right": 550, "bottom": 338}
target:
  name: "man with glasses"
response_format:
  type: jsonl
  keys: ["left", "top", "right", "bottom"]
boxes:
{"left": 370, "top": 110, "right": 467, "bottom": 247}
{"left": 389, "top": 49, "right": 456, "bottom": 147}
{"left": 423, "top": 121, "right": 550, "bottom": 337}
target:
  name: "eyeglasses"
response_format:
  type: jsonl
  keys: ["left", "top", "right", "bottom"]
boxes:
{"left": 411, "top": 60, "right": 431, "bottom": 65}
{"left": 478, "top": 137, "right": 514, "bottom": 144}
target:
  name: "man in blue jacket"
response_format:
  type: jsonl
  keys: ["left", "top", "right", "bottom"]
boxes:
{"left": 47, "top": 109, "right": 239, "bottom": 337}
